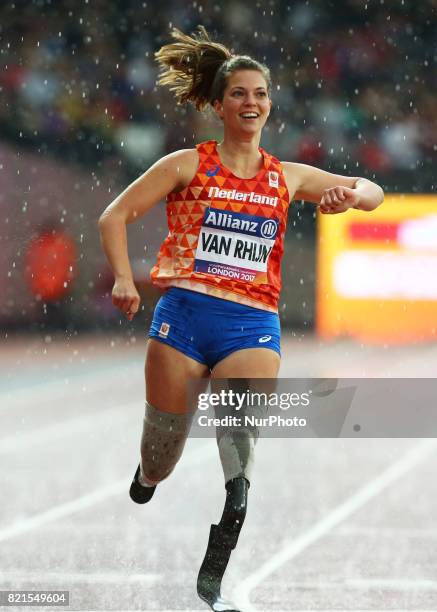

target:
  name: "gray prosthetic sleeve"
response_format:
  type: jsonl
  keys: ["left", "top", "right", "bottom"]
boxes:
{"left": 140, "top": 402, "right": 193, "bottom": 484}
{"left": 215, "top": 403, "right": 266, "bottom": 485}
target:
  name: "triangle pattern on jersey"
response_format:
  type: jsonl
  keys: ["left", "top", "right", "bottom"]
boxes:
{"left": 180, "top": 235, "right": 191, "bottom": 248}
{"left": 245, "top": 180, "right": 258, "bottom": 192}
{"left": 190, "top": 174, "right": 203, "bottom": 188}
{"left": 151, "top": 139, "right": 291, "bottom": 311}
{"left": 186, "top": 234, "right": 198, "bottom": 248}
{"left": 214, "top": 175, "right": 226, "bottom": 188}
{"left": 203, "top": 142, "right": 216, "bottom": 156}
{"left": 185, "top": 189, "right": 197, "bottom": 201}
{"left": 178, "top": 202, "right": 190, "bottom": 215}
{"left": 191, "top": 202, "right": 205, "bottom": 215}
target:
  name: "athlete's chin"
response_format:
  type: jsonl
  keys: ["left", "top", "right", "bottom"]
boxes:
{"left": 236, "top": 124, "right": 263, "bottom": 136}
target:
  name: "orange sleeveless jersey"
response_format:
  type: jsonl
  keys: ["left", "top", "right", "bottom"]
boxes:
{"left": 150, "top": 140, "right": 290, "bottom": 312}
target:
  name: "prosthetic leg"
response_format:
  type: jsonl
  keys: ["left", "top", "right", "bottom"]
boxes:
{"left": 197, "top": 477, "right": 248, "bottom": 612}
{"left": 129, "top": 402, "right": 193, "bottom": 504}
{"left": 197, "top": 395, "right": 262, "bottom": 611}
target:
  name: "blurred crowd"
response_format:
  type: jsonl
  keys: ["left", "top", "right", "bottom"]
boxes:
{"left": 1, "top": 0, "right": 436, "bottom": 187}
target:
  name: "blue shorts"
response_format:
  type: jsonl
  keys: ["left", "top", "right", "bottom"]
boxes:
{"left": 148, "top": 287, "right": 281, "bottom": 370}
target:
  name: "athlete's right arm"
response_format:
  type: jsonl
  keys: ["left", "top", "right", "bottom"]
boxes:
{"left": 98, "top": 149, "right": 198, "bottom": 320}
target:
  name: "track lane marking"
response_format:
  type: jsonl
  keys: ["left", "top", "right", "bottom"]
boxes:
{"left": 233, "top": 439, "right": 437, "bottom": 611}
{"left": 0, "top": 362, "right": 141, "bottom": 412}
{"left": 0, "top": 405, "right": 136, "bottom": 454}
{"left": 0, "top": 442, "right": 215, "bottom": 543}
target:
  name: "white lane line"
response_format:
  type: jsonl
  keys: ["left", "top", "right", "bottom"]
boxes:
{"left": 0, "top": 571, "right": 160, "bottom": 584}
{"left": 233, "top": 438, "right": 437, "bottom": 612}
{"left": 0, "top": 441, "right": 215, "bottom": 543}
{"left": 0, "top": 404, "right": 136, "bottom": 454}
{"left": 0, "top": 482, "right": 126, "bottom": 543}
{"left": 0, "top": 363, "right": 140, "bottom": 412}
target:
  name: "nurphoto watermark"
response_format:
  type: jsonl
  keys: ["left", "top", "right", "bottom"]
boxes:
{"left": 185, "top": 378, "right": 437, "bottom": 438}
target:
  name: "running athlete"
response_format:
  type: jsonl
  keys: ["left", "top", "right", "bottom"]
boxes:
{"left": 98, "top": 26, "right": 384, "bottom": 612}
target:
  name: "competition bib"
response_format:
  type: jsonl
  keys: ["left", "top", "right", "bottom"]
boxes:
{"left": 194, "top": 208, "right": 278, "bottom": 284}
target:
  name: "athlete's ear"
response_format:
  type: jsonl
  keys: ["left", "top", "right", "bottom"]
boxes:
{"left": 213, "top": 99, "right": 224, "bottom": 121}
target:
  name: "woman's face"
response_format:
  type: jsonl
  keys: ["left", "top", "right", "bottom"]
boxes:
{"left": 214, "top": 70, "right": 272, "bottom": 135}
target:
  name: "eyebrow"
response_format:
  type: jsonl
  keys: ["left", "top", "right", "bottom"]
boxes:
{"left": 230, "top": 86, "right": 267, "bottom": 91}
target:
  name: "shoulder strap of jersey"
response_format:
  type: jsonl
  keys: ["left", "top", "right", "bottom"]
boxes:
{"left": 260, "top": 147, "right": 284, "bottom": 173}
{"left": 196, "top": 140, "right": 219, "bottom": 164}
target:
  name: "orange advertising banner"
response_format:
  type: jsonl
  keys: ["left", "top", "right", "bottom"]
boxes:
{"left": 316, "top": 194, "right": 437, "bottom": 343}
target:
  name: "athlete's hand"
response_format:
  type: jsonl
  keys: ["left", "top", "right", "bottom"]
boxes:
{"left": 319, "top": 186, "right": 360, "bottom": 214}
{"left": 112, "top": 277, "right": 140, "bottom": 321}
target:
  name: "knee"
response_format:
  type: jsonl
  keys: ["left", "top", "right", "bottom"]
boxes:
{"left": 140, "top": 402, "right": 191, "bottom": 484}
{"left": 140, "top": 461, "right": 174, "bottom": 485}
{"left": 217, "top": 427, "right": 257, "bottom": 484}
{"left": 140, "top": 433, "right": 186, "bottom": 483}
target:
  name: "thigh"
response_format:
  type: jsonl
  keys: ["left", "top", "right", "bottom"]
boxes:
{"left": 146, "top": 338, "right": 210, "bottom": 414}
{"left": 211, "top": 348, "right": 279, "bottom": 428}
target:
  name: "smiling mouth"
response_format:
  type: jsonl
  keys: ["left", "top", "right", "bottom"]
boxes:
{"left": 240, "top": 113, "right": 260, "bottom": 119}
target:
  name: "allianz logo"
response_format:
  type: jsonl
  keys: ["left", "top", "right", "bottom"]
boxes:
{"left": 208, "top": 186, "right": 278, "bottom": 207}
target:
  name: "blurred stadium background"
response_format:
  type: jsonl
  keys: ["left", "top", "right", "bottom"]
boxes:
{"left": 2, "top": 0, "right": 436, "bottom": 336}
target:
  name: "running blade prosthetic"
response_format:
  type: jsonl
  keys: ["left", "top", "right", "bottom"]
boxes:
{"left": 197, "top": 524, "right": 241, "bottom": 612}
{"left": 199, "top": 593, "right": 241, "bottom": 612}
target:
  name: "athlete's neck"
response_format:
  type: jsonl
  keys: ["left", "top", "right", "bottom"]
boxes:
{"left": 217, "top": 136, "right": 263, "bottom": 178}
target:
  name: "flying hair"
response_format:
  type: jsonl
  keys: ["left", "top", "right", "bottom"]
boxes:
{"left": 155, "top": 26, "right": 271, "bottom": 111}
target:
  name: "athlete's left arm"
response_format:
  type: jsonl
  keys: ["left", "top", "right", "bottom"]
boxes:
{"left": 282, "top": 162, "right": 384, "bottom": 214}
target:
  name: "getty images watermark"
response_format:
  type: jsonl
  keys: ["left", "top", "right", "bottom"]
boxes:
{"left": 187, "top": 378, "right": 437, "bottom": 438}
{"left": 197, "top": 388, "right": 309, "bottom": 429}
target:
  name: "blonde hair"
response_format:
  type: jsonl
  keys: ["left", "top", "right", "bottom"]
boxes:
{"left": 155, "top": 26, "right": 271, "bottom": 111}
